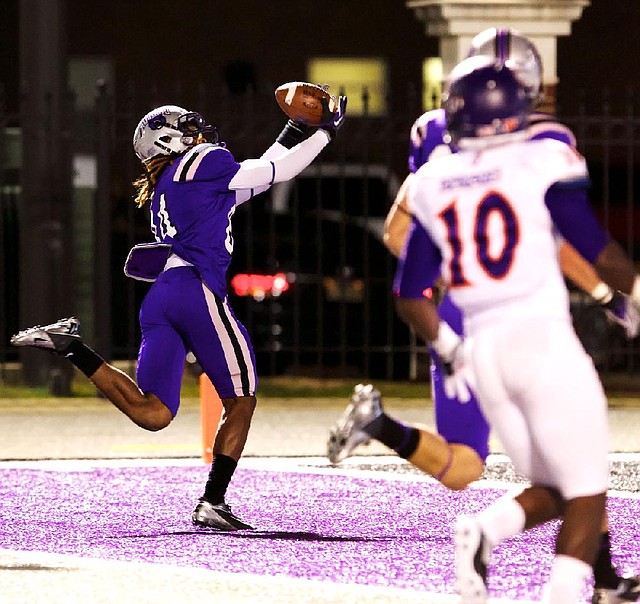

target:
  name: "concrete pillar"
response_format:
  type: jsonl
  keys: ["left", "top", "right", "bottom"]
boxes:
{"left": 19, "top": 0, "right": 74, "bottom": 390}
{"left": 405, "top": 0, "right": 590, "bottom": 112}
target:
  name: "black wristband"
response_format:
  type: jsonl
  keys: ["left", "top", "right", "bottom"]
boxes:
{"left": 276, "top": 120, "right": 312, "bottom": 149}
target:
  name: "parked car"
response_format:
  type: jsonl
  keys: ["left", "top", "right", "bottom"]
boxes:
{"left": 228, "top": 163, "right": 413, "bottom": 379}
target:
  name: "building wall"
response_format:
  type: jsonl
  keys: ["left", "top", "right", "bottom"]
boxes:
{"left": 557, "top": 0, "right": 640, "bottom": 114}
{"left": 2, "top": 0, "right": 638, "bottom": 117}
{"left": 64, "top": 1, "right": 437, "bottom": 108}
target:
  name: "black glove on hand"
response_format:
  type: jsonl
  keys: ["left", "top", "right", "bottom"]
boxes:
{"left": 318, "top": 95, "right": 347, "bottom": 140}
{"left": 276, "top": 119, "right": 313, "bottom": 149}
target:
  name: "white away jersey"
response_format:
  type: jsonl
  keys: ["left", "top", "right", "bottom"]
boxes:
{"left": 408, "top": 137, "right": 589, "bottom": 331}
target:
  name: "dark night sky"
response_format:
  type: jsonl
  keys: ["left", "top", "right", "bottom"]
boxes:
{"left": 1, "top": 0, "right": 639, "bottom": 116}
{"left": 557, "top": 0, "right": 640, "bottom": 113}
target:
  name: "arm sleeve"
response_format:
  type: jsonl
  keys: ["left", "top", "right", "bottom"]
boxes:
{"left": 260, "top": 141, "right": 289, "bottom": 161}
{"left": 393, "top": 218, "right": 442, "bottom": 298}
{"left": 228, "top": 130, "right": 329, "bottom": 191}
{"left": 545, "top": 184, "right": 610, "bottom": 263}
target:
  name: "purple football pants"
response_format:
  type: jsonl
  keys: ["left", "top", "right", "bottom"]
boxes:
{"left": 430, "top": 293, "right": 490, "bottom": 462}
{"left": 136, "top": 266, "right": 257, "bottom": 415}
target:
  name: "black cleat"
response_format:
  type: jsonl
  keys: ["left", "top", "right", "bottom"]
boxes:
{"left": 192, "top": 499, "right": 254, "bottom": 531}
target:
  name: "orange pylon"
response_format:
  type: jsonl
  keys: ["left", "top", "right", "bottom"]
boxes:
{"left": 199, "top": 373, "right": 223, "bottom": 464}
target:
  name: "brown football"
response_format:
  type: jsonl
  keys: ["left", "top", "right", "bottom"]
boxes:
{"left": 275, "top": 81, "right": 337, "bottom": 126}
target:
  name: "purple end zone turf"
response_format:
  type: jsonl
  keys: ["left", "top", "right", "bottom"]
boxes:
{"left": 0, "top": 464, "right": 638, "bottom": 601}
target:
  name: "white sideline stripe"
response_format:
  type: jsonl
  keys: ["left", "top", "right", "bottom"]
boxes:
{"left": 0, "top": 548, "right": 533, "bottom": 604}
{"left": 2, "top": 454, "right": 640, "bottom": 500}
{"left": 2, "top": 453, "right": 640, "bottom": 487}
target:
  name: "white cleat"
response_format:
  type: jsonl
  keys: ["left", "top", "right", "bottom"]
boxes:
{"left": 10, "top": 317, "right": 82, "bottom": 353}
{"left": 327, "top": 383, "right": 383, "bottom": 465}
{"left": 454, "top": 515, "right": 490, "bottom": 604}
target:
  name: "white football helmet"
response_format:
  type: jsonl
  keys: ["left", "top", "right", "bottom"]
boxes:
{"left": 467, "top": 28, "right": 543, "bottom": 106}
{"left": 132, "top": 105, "right": 218, "bottom": 162}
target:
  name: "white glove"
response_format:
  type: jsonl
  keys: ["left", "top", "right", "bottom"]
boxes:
{"left": 432, "top": 322, "right": 475, "bottom": 403}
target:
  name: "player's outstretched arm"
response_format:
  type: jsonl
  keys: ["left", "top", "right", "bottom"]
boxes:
{"left": 547, "top": 179, "right": 636, "bottom": 298}
{"left": 230, "top": 96, "right": 347, "bottom": 196}
{"left": 229, "top": 129, "right": 329, "bottom": 195}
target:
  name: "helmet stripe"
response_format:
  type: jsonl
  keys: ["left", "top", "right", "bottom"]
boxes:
{"left": 496, "top": 28, "right": 510, "bottom": 63}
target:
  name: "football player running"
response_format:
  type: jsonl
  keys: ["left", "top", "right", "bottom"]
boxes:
{"left": 327, "top": 28, "right": 639, "bottom": 604}
{"left": 12, "top": 96, "right": 346, "bottom": 531}
{"left": 405, "top": 55, "right": 638, "bottom": 603}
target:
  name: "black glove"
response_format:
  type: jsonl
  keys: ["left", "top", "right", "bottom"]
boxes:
{"left": 318, "top": 95, "right": 347, "bottom": 140}
{"left": 276, "top": 119, "right": 313, "bottom": 149}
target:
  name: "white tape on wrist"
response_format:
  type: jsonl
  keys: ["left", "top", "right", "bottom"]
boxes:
{"left": 432, "top": 321, "right": 461, "bottom": 361}
{"left": 590, "top": 282, "right": 613, "bottom": 304}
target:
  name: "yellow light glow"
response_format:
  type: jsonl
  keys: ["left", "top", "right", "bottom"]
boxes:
{"left": 307, "top": 58, "right": 387, "bottom": 116}
{"left": 423, "top": 57, "right": 443, "bottom": 111}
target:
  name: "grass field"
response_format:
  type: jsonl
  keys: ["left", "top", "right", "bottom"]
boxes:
{"left": 2, "top": 370, "right": 640, "bottom": 409}
{"left": 0, "top": 372, "right": 432, "bottom": 400}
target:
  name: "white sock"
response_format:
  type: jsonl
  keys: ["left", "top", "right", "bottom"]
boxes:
{"left": 543, "top": 555, "right": 592, "bottom": 603}
{"left": 476, "top": 495, "right": 526, "bottom": 546}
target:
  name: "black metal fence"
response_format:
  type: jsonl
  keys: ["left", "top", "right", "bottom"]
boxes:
{"left": 1, "top": 85, "right": 640, "bottom": 385}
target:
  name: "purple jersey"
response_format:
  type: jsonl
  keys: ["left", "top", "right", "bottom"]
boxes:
{"left": 136, "top": 142, "right": 259, "bottom": 412}
{"left": 129, "top": 126, "right": 330, "bottom": 413}
{"left": 150, "top": 142, "right": 241, "bottom": 298}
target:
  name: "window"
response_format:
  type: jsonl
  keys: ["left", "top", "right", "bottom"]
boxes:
{"left": 68, "top": 56, "right": 114, "bottom": 109}
{"left": 307, "top": 58, "right": 387, "bottom": 117}
{"left": 423, "top": 57, "right": 443, "bottom": 111}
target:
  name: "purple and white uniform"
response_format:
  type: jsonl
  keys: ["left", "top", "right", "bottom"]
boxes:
{"left": 137, "top": 143, "right": 254, "bottom": 412}
{"left": 394, "top": 109, "right": 576, "bottom": 462}
{"left": 134, "top": 131, "right": 330, "bottom": 414}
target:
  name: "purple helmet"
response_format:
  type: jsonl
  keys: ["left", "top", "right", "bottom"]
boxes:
{"left": 467, "top": 27, "right": 543, "bottom": 106}
{"left": 442, "top": 56, "right": 529, "bottom": 148}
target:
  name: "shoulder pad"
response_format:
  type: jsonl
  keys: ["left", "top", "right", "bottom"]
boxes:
{"left": 173, "top": 144, "right": 230, "bottom": 182}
